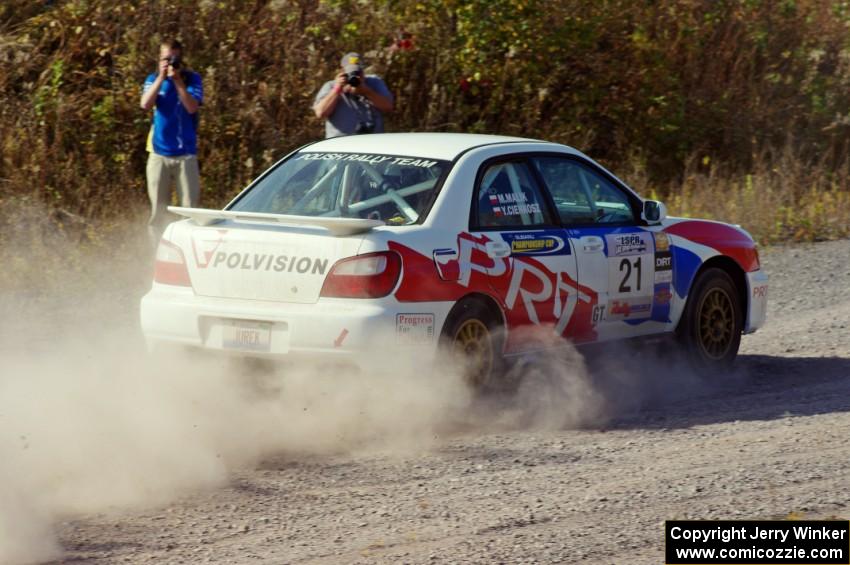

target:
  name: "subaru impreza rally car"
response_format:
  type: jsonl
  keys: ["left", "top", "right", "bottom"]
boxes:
{"left": 141, "top": 133, "right": 768, "bottom": 387}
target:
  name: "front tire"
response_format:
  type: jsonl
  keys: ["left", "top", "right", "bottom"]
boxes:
{"left": 677, "top": 268, "right": 743, "bottom": 372}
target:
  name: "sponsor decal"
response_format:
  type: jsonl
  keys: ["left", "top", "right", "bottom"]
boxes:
{"left": 654, "top": 286, "right": 673, "bottom": 305}
{"left": 591, "top": 304, "right": 606, "bottom": 325}
{"left": 652, "top": 245, "right": 673, "bottom": 286}
{"left": 209, "top": 252, "right": 328, "bottom": 275}
{"left": 500, "top": 232, "right": 569, "bottom": 256}
{"left": 504, "top": 261, "right": 592, "bottom": 331}
{"left": 605, "top": 232, "right": 651, "bottom": 257}
{"left": 191, "top": 229, "right": 228, "bottom": 269}
{"left": 389, "top": 233, "right": 600, "bottom": 347}
{"left": 510, "top": 237, "right": 555, "bottom": 253}
{"left": 297, "top": 153, "right": 439, "bottom": 168}
{"left": 607, "top": 298, "right": 652, "bottom": 319}
{"left": 651, "top": 282, "right": 673, "bottom": 323}
{"left": 654, "top": 232, "right": 670, "bottom": 252}
{"left": 752, "top": 285, "right": 768, "bottom": 298}
{"left": 396, "top": 313, "right": 435, "bottom": 345}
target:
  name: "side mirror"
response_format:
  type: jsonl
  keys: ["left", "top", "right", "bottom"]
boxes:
{"left": 642, "top": 200, "right": 667, "bottom": 224}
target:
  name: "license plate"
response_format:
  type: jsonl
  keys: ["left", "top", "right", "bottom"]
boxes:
{"left": 222, "top": 320, "right": 271, "bottom": 352}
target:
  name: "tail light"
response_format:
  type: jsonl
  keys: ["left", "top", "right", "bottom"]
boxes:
{"left": 154, "top": 239, "right": 192, "bottom": 287}
{"left": 320, "top": 251, "right": 401, "bottom": 298}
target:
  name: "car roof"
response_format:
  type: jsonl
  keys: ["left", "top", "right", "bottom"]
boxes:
{"left": 303, "top": 133, "right": 564, "bottom": 161}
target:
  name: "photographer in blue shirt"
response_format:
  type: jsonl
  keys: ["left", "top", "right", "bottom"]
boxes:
{"left": 140, "top": 39, "right": 203, "bottom": 242}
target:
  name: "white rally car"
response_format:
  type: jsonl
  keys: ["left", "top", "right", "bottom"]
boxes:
{"left": 141, "top": 133, "right": 768, "bottom": 387}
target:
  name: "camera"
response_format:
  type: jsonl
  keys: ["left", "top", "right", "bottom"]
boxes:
{"left": 355, "top": 121, "right": 375, "bottom": 134}
{"left": 167, "top": 55, "right": 182, "bottom": 70}
{"left": 345, "top": 71, "right": 361, "bottom": 87}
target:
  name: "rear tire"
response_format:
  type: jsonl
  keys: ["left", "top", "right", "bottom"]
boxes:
{"left": 677, "top": 267, "right": 743, "bottom": 373}
{"left": 440, "top": 299, "right": 505, "bottom": 394}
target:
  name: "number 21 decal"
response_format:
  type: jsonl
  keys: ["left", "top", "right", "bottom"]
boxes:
{"left": 618, "top": 257, "right": 642, "bottom": 293}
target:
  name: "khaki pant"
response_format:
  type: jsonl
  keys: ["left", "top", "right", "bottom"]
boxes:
{"left": 146, "top": 153, "right": 200, "bottom": 242}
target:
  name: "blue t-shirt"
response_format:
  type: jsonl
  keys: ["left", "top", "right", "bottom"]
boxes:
{"left": 143, "top": 71, "right": 203, "bottom": 156}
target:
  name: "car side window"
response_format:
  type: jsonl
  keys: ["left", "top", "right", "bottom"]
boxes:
{"left": 532, "top": 157, "right": 636, "bottom": 225}
{"left": 475, "top": 161, "right": 553, "bottom": 228}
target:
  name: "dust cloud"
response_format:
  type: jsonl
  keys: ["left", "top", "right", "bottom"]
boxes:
{"left": 0, "top": 216, "right": 719, "bottom": 564}
{"left": 472, "top": 325, "right": 720, "bottom": 432}
{"left": 0, "top": 305, "right": 474, "bottom": 564}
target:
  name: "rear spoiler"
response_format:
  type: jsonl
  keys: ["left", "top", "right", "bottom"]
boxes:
{"left": 168, "top": 207, "right": 383, "bottom": 237}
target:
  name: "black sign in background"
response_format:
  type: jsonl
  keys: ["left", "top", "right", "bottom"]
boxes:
{"left": 666, "top": 520, "right": 849, "bottom": 564}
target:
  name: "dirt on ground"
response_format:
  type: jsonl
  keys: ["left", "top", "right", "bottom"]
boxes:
{"left": 2, "top": 238, "right": 849, "bottom": 564}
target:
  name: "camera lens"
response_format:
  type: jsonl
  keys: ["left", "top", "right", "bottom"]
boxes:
{"left": 355, "top": 121, "right": 375, "bottom": 134}
{"left": 346, "top": 73, "right": 361, "bottom": 87}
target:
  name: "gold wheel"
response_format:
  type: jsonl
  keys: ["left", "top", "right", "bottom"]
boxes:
{"left": 697, "top": 287, "right": 735, "bottom": 360}
{"left": 453, "top": 318, "right": 494, "bottom": 389}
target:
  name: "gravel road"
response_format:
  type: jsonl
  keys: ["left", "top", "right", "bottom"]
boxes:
{"left": 40, "top": 239, "right": 850, "bottom": 563}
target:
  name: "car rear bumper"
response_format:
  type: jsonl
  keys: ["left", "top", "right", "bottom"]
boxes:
{"left": 140, "top": 284, "right": 452, "bottom": 363}
{"left": 744, "top": 269, "right": 768, "bottom": 333}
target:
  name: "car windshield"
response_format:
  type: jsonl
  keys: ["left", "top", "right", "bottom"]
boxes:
{"left": 229, "top": 152, "right": 450, "bottom": 225}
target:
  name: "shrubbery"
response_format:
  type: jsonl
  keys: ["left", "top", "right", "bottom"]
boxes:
{"left": 2, "top": 0, "right": 850, "bottom": 242}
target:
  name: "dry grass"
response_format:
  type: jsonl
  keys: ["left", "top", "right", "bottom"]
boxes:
{"left": 628, "top": 152, "right": 850, "bottom": 245}
{"left": 662, "top": 174, "right": 850, "bottom": 245}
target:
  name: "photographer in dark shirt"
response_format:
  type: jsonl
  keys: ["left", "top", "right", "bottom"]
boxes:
{"left": 313, "top": 52, "right": 394, "bottom": 138}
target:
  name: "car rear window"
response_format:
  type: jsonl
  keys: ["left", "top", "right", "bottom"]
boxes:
{"left": 230, "top": 152, "right": 450, "bottom": 226}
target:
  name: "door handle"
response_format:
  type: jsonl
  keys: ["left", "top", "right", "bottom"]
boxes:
{"left": 485, "top": 241, "right": 511, "bottom": 258}
{"left": 580, "top": 236, "right": 604, "bottom": 253}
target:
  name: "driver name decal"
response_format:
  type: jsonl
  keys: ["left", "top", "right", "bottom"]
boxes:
{"left": 487, "top": 191, "right": 542, "bottom": 216}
